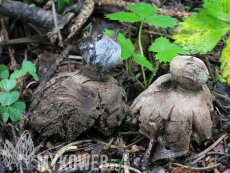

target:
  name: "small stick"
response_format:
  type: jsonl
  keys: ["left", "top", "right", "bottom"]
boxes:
{"left": 211, "top": 91, "right": 230, "bottom": 101}
{"left": 119, "top": 132, "right": 140, "bottom": 135}
{"left": 141, "top": 139, "right": 154, "bottom": 171}
{"left": 99, "top": 163, "right": 142, "bottom": 173}
{"left": 191, "top": 133, "right": 228, "bottom": 160}
{"left": 125, "top": 137, "right": 145, "bottom": 149}
{"left": 1, "top": 17, "right": 17, "bottom": 67}
{"left": 173, "top": 163, "right": 221, "bottom": 170}
{"left": 217, "top": 154, "right": 230, "bottom": 162}
{"left": 51, "top": 1, "right": 63, "bottom": 47}
{"left": 205, "top": 56, "right": 215, "bottom": 81}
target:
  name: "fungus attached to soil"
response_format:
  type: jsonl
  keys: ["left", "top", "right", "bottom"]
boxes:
{"left": 26, "top": 70, "right": 126, "bottom": 141}
{"left": 129, "top": 56, "right": 213, "bottom": 154}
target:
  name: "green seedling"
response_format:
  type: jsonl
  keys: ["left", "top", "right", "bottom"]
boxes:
{"left": 36, "top": 0, "right": 70, "bottom": 12}
{"left": 0, "top": 61, "right": 39, "bottom": 122}
{"left": 172, "top": 0, "right": 230, "bottom": 85}
{"left": 105, "top": 3, "right": 189, "bottom": 89}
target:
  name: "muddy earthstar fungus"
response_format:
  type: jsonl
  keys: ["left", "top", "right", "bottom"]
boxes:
{"left": 23, "top": 33, "right": 126, "bottom": 141}
{"left": 129, "top": 56, "right": 213, "bottom": 154}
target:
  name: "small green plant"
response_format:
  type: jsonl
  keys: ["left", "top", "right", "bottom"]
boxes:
{"left": 36, "top": 0, "right": 70, "bottom": 12}
{"left": 105, "top": 3, "right": 189, "bottom": 89}
{"left": 172, "top": 0, "right": 230, "bottom": 85}
{"left": 0, "top": 61, "right": 39, "bottom": 122}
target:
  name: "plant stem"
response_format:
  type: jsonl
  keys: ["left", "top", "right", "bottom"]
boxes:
{"left": 138, "top": 20, "right": 147, "bottom": 88}
{"left": 129, "top": 57, "right": 146, "bottom": 90}
{"left": 118, "top": 155, "right": 125, "bottom": 173}
{"left": 149, "top": 61, "right": 160, "bottom": 85}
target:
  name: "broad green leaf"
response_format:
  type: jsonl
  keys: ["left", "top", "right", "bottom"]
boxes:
{"left": 9, "top": 106, "right": 21, "bottom": 122}
{"left": 222, "top": 0, "right": 230, "bottom": 17}
{"left": 203, "top": 0, "right": 230, "bottom": 22}
{"left": 0, "top": 65, "right": 9, "bottom": 79}
{"left": 149, "top": 37, "right": 170, "bottom": 52}
{"left": 57, "top": 0, "right": 66, "bottom": 12}
{"left": 145, "top": 15, "right": 178, "bottom": 28}
{"left": 0, "top": 91, "right": 19, "bottom": 106}
{"left": 220, "top": 36, "right": 230, "bottom": 80}
{"left": 12, "top": 102, "right": 26, "bottom": 113}
{"left": 133, "top": 54, "right": 155, "bottom": 71}
{"left": 0, "top": 106, "right": 9, "bottom": 123}
{"left": 117, "top": 33, "right": 135, "bottom": 60}
{"left": 22, "top": 61, "right": 39, "bottom": 81}
{"left": 105, "top": 12, "right": 141, "bottom": 22}
{"left": 172, "top": 11, "right": 230, "bottom": 54}
{"left": 0, "top": 79, "right": 17, "bottom": 91}
{"left": 35, "top": 0, "right": 43, "bottom": 3}
{"left": 65, "top": 0, "right": 70, "bottom": 3}
{"left": 125, "top": 3, "right": 158, "bottom": 20}
{"left": 103, "top": 29, "right": 115, "bottom": 36}
{"left": 228, "top": 142, "right": 230, "bottom": 148}
{"left": 10, "top": 69, "right": 27, "bottom": 79}
{"left": 149, "top": 37, "right": 189, "bottom": 63}
{"left": 103, "top": 29, "right": 134, "bottom": 60}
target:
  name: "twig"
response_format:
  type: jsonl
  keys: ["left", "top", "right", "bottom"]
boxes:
{"left": 125, "top": 137, "right": 145, "bottom": 149}
{"left": 67, "top": 0, "right": 95, "bottom": 40}
{"left": 99, "top": 163, "right": 142, "bottom": 173}
{"left": 124, "top": 150, "right": 130, "bottom": 173}
{"left": 142, "top": 30, "right": 171, "bottom": 38}
{"left": 173, "top": 163, "right": 221, "bottom": 170}
{"left": 51, "top": 1, "right": 63, "bottom": 47}
{"left": 51, "top": 139, "right": 92, "bottom": 167}
{"left": 191, "top": 133, "right": 228, "bottom": 160}
{"left": 1, "top": 17, "right": 17, "bottom": 68}
{"left": 205, "top": 56, "right": 215, "bottom": 81}
{"left": 141, "top": 138, "right": 154, "bottom": 171}
{"left": 217, "top": 154, "right": 230, "bottom": 162}
{"left": 211, "top": 91, "right": 230, "bottom": 101}
{"left": 119, "top": 132, "right": 140, "bottom": 135}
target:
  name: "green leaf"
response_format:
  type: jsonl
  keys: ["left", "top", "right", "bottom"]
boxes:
{"left": 11, "top": 60, "right": 39, "bottom": 81}
{"left": 105, "top": 12, "right": 141, "bottom": 22}
{"left": 117, "top": 33, "right": 135, "bottom": 60}
{"left": 9, "top": 106, "right": 22, "bottom": 122}
{"left": 12, "top": 102, "right": 26, "bottom": 113}
{"left": 103, "top": 29, "right": 135, "bottom": 60}
{"left": 125, "top": 3, "right": 158, "bottom": 19}
{"left": 0, "top": 91, "right": 19, "bottom": 106}
{"left": 22, "top": 61, "right": 39, "bottom": 81}
{"left": 35, "top": 0, "right": 43, "bottom": 3}
{"left": 149, "top": 37, "right": 189, "bottom": 63}
{"left": 133, "top": 54, "right": 155, "bottom": 71}
{"left": 222, "top": 0, "right": 230, "bottom": 17}
{"left": 103, "top": 29, "right": 115, "bottom": 36}
{"left": 0, "top": 65, "right": 9, "bottom": 79}
{"left": 228, "top": 142, "right": 230, "bottom": 148}
{"left": 10, "top": 69, "right": 27, "bottom": 79}
{"left": 145, "top": 15, "right": 178, "bottom": 28}
{"left": 220, "top": 36, "right": 230, "bottom": 81}
{"left": 172, "top": 5, "right": 230, "bottom": 54}
{"left": 0, "top": 79, "right": 17, "bottom": 91}
{"left": 57, "top": 0, "right": 66, "bottom": 12}
{"left": 0, "top": 106, "right": 9, "bottom": 123}
{"left": 203, "top": 0, "right": 230, "bottom": 22}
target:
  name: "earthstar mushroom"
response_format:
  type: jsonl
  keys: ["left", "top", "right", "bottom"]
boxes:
{"left": 129, "top": 56, "right": 213, "bottom": 154}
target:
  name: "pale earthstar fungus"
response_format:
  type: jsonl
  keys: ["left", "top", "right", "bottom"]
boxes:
{"left": 129, "top": 56, "right": 213, "bottom": 154}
